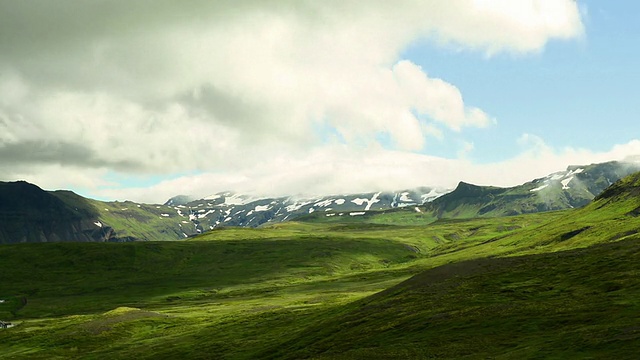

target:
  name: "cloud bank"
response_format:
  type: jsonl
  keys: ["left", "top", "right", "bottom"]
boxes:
{"left": 85, "top": 138, "right": 640, "bottom": 203}
{"left": 0, "top": 1, "right": 598, "bottom": 202}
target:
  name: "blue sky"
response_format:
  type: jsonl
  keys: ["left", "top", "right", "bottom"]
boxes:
{"left": 1, "top": 1, "right": 639, "bottom": 203}
{"left": 404, "top": 1, "right": 640, "bottom": 162}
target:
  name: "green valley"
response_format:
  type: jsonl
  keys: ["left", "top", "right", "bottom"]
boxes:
{"left": 1, "top": 172, "right": 640, "bottom": 358}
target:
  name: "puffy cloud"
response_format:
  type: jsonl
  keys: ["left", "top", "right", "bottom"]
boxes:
{"left": 430, "top": 0, "right": 584, "bottom": 53}
{"left": 465, "top": 137, "right": 640, "bottom": 187}
{"left": 83, "top": 137, "right": 640, "bottom": 204}
{"left": 0, "top": 1, "right": 585, "bottom": 201}
{"left": 393, "top": 60, "right": 494, "bottom": 132}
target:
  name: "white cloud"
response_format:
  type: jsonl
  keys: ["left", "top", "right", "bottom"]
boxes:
{"left": 85, "top": 137, "right": 640, "bottom": 204}
{"left": 430, "top": 0, "right": 584, "bottom": 54}
{"left": 466, "top": 137, "right": 640, "bottom": 188}
{"left": 517, "top": 133, "right": 550, "bottom": 152}
{"left": 0, "top": 1, "right": 586, "bottom": 201}
{"left": 393, "top": 60, "right": 495, "bottom": 132}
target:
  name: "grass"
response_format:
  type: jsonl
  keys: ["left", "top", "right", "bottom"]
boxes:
{"left": 90, "top": 199, "right": 195, "bottom": 241}
{"left": 55, "top": 188, "right": 207, "bottom": 241}
{"left": 271, "top": 237, "right": 640, "bottom": 359}
{"left": 1, "top": 173, "right": 640, "bottom": 358}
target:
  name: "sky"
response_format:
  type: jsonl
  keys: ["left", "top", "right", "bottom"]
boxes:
{"left": 1, "top": 0, "right": 640, "bottom": 203}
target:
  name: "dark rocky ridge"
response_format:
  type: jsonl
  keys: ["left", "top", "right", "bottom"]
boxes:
{"left": 0, "top": 181, "right": 116, "bottom": 243}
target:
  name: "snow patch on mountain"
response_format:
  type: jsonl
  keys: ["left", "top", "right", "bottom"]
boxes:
{"left": 561, "top": 177, "right": 573, "bottom": 190}
{"left": 224, "top": 193, "right": 254, "bottom": 205}
{"left": 364, "top": 192, "right": 381, "bottom": 211}
{"left": 198, "top": 210, "right": 216, "bottom": 219}
{"left": 421, "top": 188, "right": 447, "bottom": 202}
{"left": 351, "top": 198, "right": 368, "bottom": 206}
{"left": 351, "top": 193, "right": 381, "bottom": 210}
{"left": 399, "top": 192, "right": 412, "bottom": 202}
{"left": 286, "top": 200, "right": 311, "bottom": 212}
{"left": 530, "top": 184, "right": 548, "bottom": 192}
{"left": 314, "top": 199, "right": 333, "bottom": 208}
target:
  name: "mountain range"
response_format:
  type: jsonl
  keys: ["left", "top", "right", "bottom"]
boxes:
{"left": 1, "top": 160, "right": 639, "bottom": 243}
{"left": 427, "top": 161, "right": 637, "bottom": 217}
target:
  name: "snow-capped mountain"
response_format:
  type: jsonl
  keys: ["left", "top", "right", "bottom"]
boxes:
{"left": 164, "top": 161, "right": 640, "bottom": 232}
{"left": 417, "top": 160, "right": 640, "bottom": 219}
{"left": 163, "top": 187, "right": 450, "bottom": 232}
{"left": 3, "top": 160, "right": 639, "bottom": 244}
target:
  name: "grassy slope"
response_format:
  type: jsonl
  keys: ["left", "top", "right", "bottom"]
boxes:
{"left": 268, "top": 173, "right": 640, "bottom": 358}
{"left": 52, "top": 190, "right": 196, "bottom": 242}
{"left": 0, "top": 173, "right": 639, "bottom": 358}
{"left": 91, "top": 199, "right": 190, "bottom": 241}
{"left": 272, "top": 238, "right": 640, "bottom": 359}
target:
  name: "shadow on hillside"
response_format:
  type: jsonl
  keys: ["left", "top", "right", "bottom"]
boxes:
{"left": 0, "top": 236, "right": 418, "bottom": 317}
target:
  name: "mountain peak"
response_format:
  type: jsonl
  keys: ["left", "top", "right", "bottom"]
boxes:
{"left": 448, "top": 181, "right": 503, "bottom": 199}
{"left": 164, "top": 195, "right": 194, "bottom": 206}
{"left": 0, "top": 180, "right": 53, "bottom": 209}
{"left": 455, "top": 181, "right": 480, "bottom": 188}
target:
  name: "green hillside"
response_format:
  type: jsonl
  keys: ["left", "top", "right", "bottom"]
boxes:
{"left": 86, "top": 198, "right": 194, "bottom": 241}
{"left": 272, "top": 237, "right": 640, "bottom": 359}
{"left": 1, "top": 172, "right": 640, "bottom": 358}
